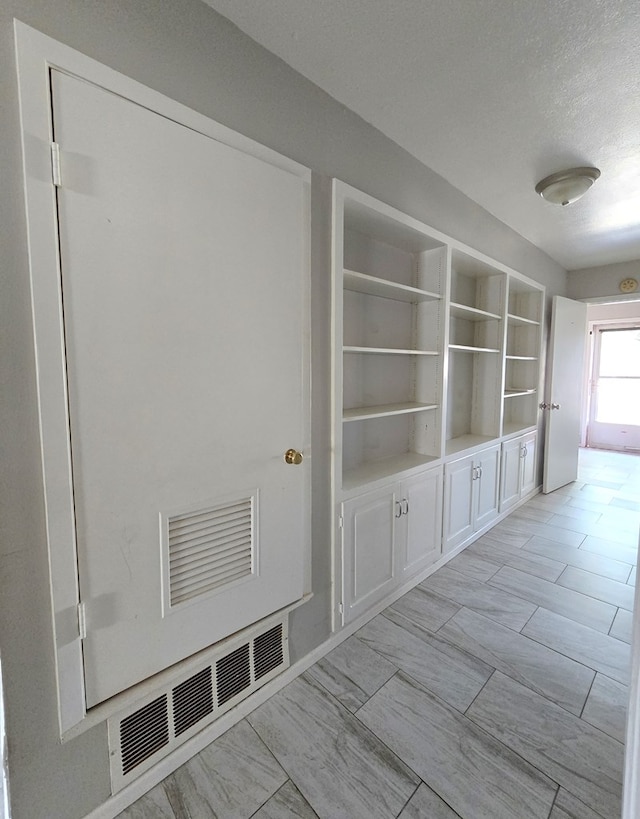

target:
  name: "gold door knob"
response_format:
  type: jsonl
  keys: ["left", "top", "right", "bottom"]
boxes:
{"left": 284, "top": 448, "right": 303, "bottom": 465}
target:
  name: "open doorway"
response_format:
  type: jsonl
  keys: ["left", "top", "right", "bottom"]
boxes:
{"left": 581, "top": 301, "right": 640, "bottom": 454}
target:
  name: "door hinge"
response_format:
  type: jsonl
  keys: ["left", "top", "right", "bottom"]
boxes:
{"left": 338, "top": 515, "right": 344, "bottom": 529}
{"left": 338, "top": 603, "right": 343, "bottom": 614}
{"left": 77, "top": 602, "right": 87, "bottom": 639}
{"left": 50, "top": 142, "right": 62, "bottom": 187}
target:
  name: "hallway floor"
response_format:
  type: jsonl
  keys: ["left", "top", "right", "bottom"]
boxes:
{"left": 120, "top": 448, "right": 640, "bottom": 819}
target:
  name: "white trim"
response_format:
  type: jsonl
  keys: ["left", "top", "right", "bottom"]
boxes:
{"left": 14, "top": 20, "right": 311, "bottom": 736}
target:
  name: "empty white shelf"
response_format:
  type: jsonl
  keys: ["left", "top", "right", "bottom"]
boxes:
{"left": 507, "top": 312, "right": 540, "bottom": 327}
{"left": 344, "top": 269, "right": 441, "bottom": 303}
{"left": 344, "top": 346, "right": 439, "bottom": 356}
{"left": 449, "top": 344, "right": 500, "bottom": 354}
{"left": 343, "top": 402, "right": 438, "bottom": 422}
{"left": 450, "top": 302, "right": 501, "bottom": 321}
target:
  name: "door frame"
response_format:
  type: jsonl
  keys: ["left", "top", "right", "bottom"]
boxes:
{"left": 15, "top": 21, "right": 311, "bottom": 736}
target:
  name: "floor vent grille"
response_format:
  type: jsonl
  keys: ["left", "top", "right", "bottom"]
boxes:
{"left": 108, "top": 614, "right": 288, "bottom": 793}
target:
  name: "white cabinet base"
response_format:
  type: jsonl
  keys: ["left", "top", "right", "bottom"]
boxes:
{"left": 443, "top": 444, "right": 501, "bottom": 553}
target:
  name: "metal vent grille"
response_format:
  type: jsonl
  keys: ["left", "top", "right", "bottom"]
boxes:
{"left": 120, "top": 694, "right": 169, "bottom": 776}
{"left": 109, "top": 614, "right": 289, "bottom": 793}
{"left": 254, "top": 623, "right": 284, "bottom": 680}
{"left": 167, "top": 498, "right": 254, "bottom": 607}
{"left": 172, "top": 666, "right": 213, "bottom": 737}
{"left": 216, "top": 643, "right": 251, "bottom": 706}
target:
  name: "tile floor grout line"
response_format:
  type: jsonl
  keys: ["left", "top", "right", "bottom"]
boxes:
{"left": 392, "top": 779, "right": 420, "bottom": 819}
{"left": 544, "top": 783, "right": 561, "bottom": 819}
{"left": 518, "top": 602, "right": 541, "bottom": 633}
{"left": 579, "top": 671, "right": 599, "bottom": 721}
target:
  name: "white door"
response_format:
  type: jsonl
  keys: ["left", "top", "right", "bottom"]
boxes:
{"left": 51, "top": 72, "right": 309, "bottom": 706}
{"left": 543, "top": 296, "right": 587, "bottom": 493}
{"left": 587, "top": 324, "right": 640, "bottom": 451}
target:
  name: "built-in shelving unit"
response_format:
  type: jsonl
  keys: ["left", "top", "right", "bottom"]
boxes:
{"left": 331, "top": 179, "right": 546, "bottom": 631}
{"left": 334, "top": 185, "right": 448, "bottom": 492}
{"left": 445, "top": 250, "right": 505, "bottom": 456}
{"left": 502, "top": 277, "right": 544, "bottom": 435}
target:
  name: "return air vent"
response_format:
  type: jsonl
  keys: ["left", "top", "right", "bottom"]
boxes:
{"left": 108, "top": 613, "right": 288, "bottom": 793}
{"left": 120, "top": 694, "right": 169, "bottom": 776}
{"left": 254, "top": 623, "right": 284, "bottom": 680}
{"left": 165, "top": 495, "right": 255, "bottom": 609}
{"left": 216, "top": 643, "right": 251, "bottom": 707}
{"left": 173, "top": 667, "right": 213, "bottom": 737}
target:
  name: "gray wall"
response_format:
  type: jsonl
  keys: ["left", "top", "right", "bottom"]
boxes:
{"left": 568, "top": 260, "right": 640, "bottom": 301}
{"left": 0, "top": 2, "right": 567, "bottom": 817}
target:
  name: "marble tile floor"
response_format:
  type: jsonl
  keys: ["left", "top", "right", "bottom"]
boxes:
{"left": 119, "top": 448, "right": 639, "bottom": 819}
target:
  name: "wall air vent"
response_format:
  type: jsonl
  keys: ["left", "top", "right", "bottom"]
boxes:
{"left": 172, "top": 666, "right": 213, "bottom": 737}
{"left": 216, "top": 643, "right": 251, "bottom": 707}
{"left": 120, "top": 694, "right": 169, "bottom": 776}
{"left": 254, "top": 623, "right": 284, "bottom": 680}
{"left": 108, "top": 613, "right": 288, "bottom": 793}
{"left": 164, "top": 495, "right": 255, "bottom": 610}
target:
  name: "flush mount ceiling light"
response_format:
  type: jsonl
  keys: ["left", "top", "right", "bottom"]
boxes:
{"left": 535, "top": 167, "right": 601, "bottom": 206}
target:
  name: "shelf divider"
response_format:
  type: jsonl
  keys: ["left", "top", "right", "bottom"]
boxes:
{"left": 448, "top": 344, "right": 500, "bottom": 354}
{"left": 344, "top": 346, "right": 439, "bottom": 356}
{"left": 343, "top": 401, "right": 438, "bottom": 422}
{"left": 507, "top": 312, "right": 540, "bottom": 327}
{"left": 450, "top": 302, "right": 501, "bottom": 321}
{"left": 344, "top": 269, "right": 441, "bottom": 303}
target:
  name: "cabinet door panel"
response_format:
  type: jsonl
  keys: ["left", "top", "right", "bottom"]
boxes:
{"left": 342, "top": 488, "right": 396, "bottom": 624}
{"left": 476, "top": 445, "right": 501, "bottom": 529}
{"left": 500, "top": 438, "right": 523, "bottom": 512}
{"left": 521, "top": 433, "right": 537, "bottom": 497}
{"left": 443, "top": 457, "right": 474, "bottom": 552}
{"left": 401, "top": 467, "right": 443, "bottom": 576}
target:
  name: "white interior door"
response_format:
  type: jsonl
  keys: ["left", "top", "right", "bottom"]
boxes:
{"left": 543, "top": 296, "right": 587, "bottom": 493}
{"left": 587, "top": 324, "right": 640, "bottom": 451}
{"left": 51, "top": 71, "right": 309, "bottom": 707}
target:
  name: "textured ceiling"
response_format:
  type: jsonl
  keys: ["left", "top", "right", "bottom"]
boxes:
{"left": 202, "top": 0, "right": 640, "bottom": 271}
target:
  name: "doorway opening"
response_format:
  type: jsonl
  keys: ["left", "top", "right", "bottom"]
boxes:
{"left": 581, "top": 301, "right": 640, "bottom": 455}
{"left": 587, "top": 325, "right": 640, "bottom": 451}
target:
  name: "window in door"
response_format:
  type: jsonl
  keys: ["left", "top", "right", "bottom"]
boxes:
{"left": 588, "top": 325, "right": 640, "bottom": 451}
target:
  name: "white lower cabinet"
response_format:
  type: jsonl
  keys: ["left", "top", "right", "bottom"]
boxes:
{"left": 398, "top": 467, "right": 444, "bottom": 579}
{"left": 500, "top": 432, "right": 537, "bottom": 512}
{"left": 443, "top": 444, "right": 500, "bottom": 552}
{"left": 340, "top": 465, "right": 443, "bottom": 625}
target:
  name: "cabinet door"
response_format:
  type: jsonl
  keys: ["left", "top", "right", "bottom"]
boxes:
{"left": 400, "top": 466, "right": 443, "bottom": 578}
{"left": 475, "top": 445, "right": 501, "bottom": 530}
{"left": 521, "top": 433, "right": 537, "bottom": 497}
{"left": 443, "top": 456, "right": 474, "bottom": 553}
{"left": 341, "top": 487, "right": 397, "bottom": 625}
{"left": 500, "top": 438, "right": 523, "bottom": 513}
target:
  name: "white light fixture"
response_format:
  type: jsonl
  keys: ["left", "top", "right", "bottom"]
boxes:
{"left": 535, "top": 167, "right": 601, "bottom": 206}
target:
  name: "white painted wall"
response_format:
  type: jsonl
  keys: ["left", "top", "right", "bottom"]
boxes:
{"left": 0, "top": 3, "right": 566, "bottom": 817}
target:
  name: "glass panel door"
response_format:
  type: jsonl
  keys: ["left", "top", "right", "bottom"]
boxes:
{"left": 588, "top": 325, "right": 640, "bottom": 451}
